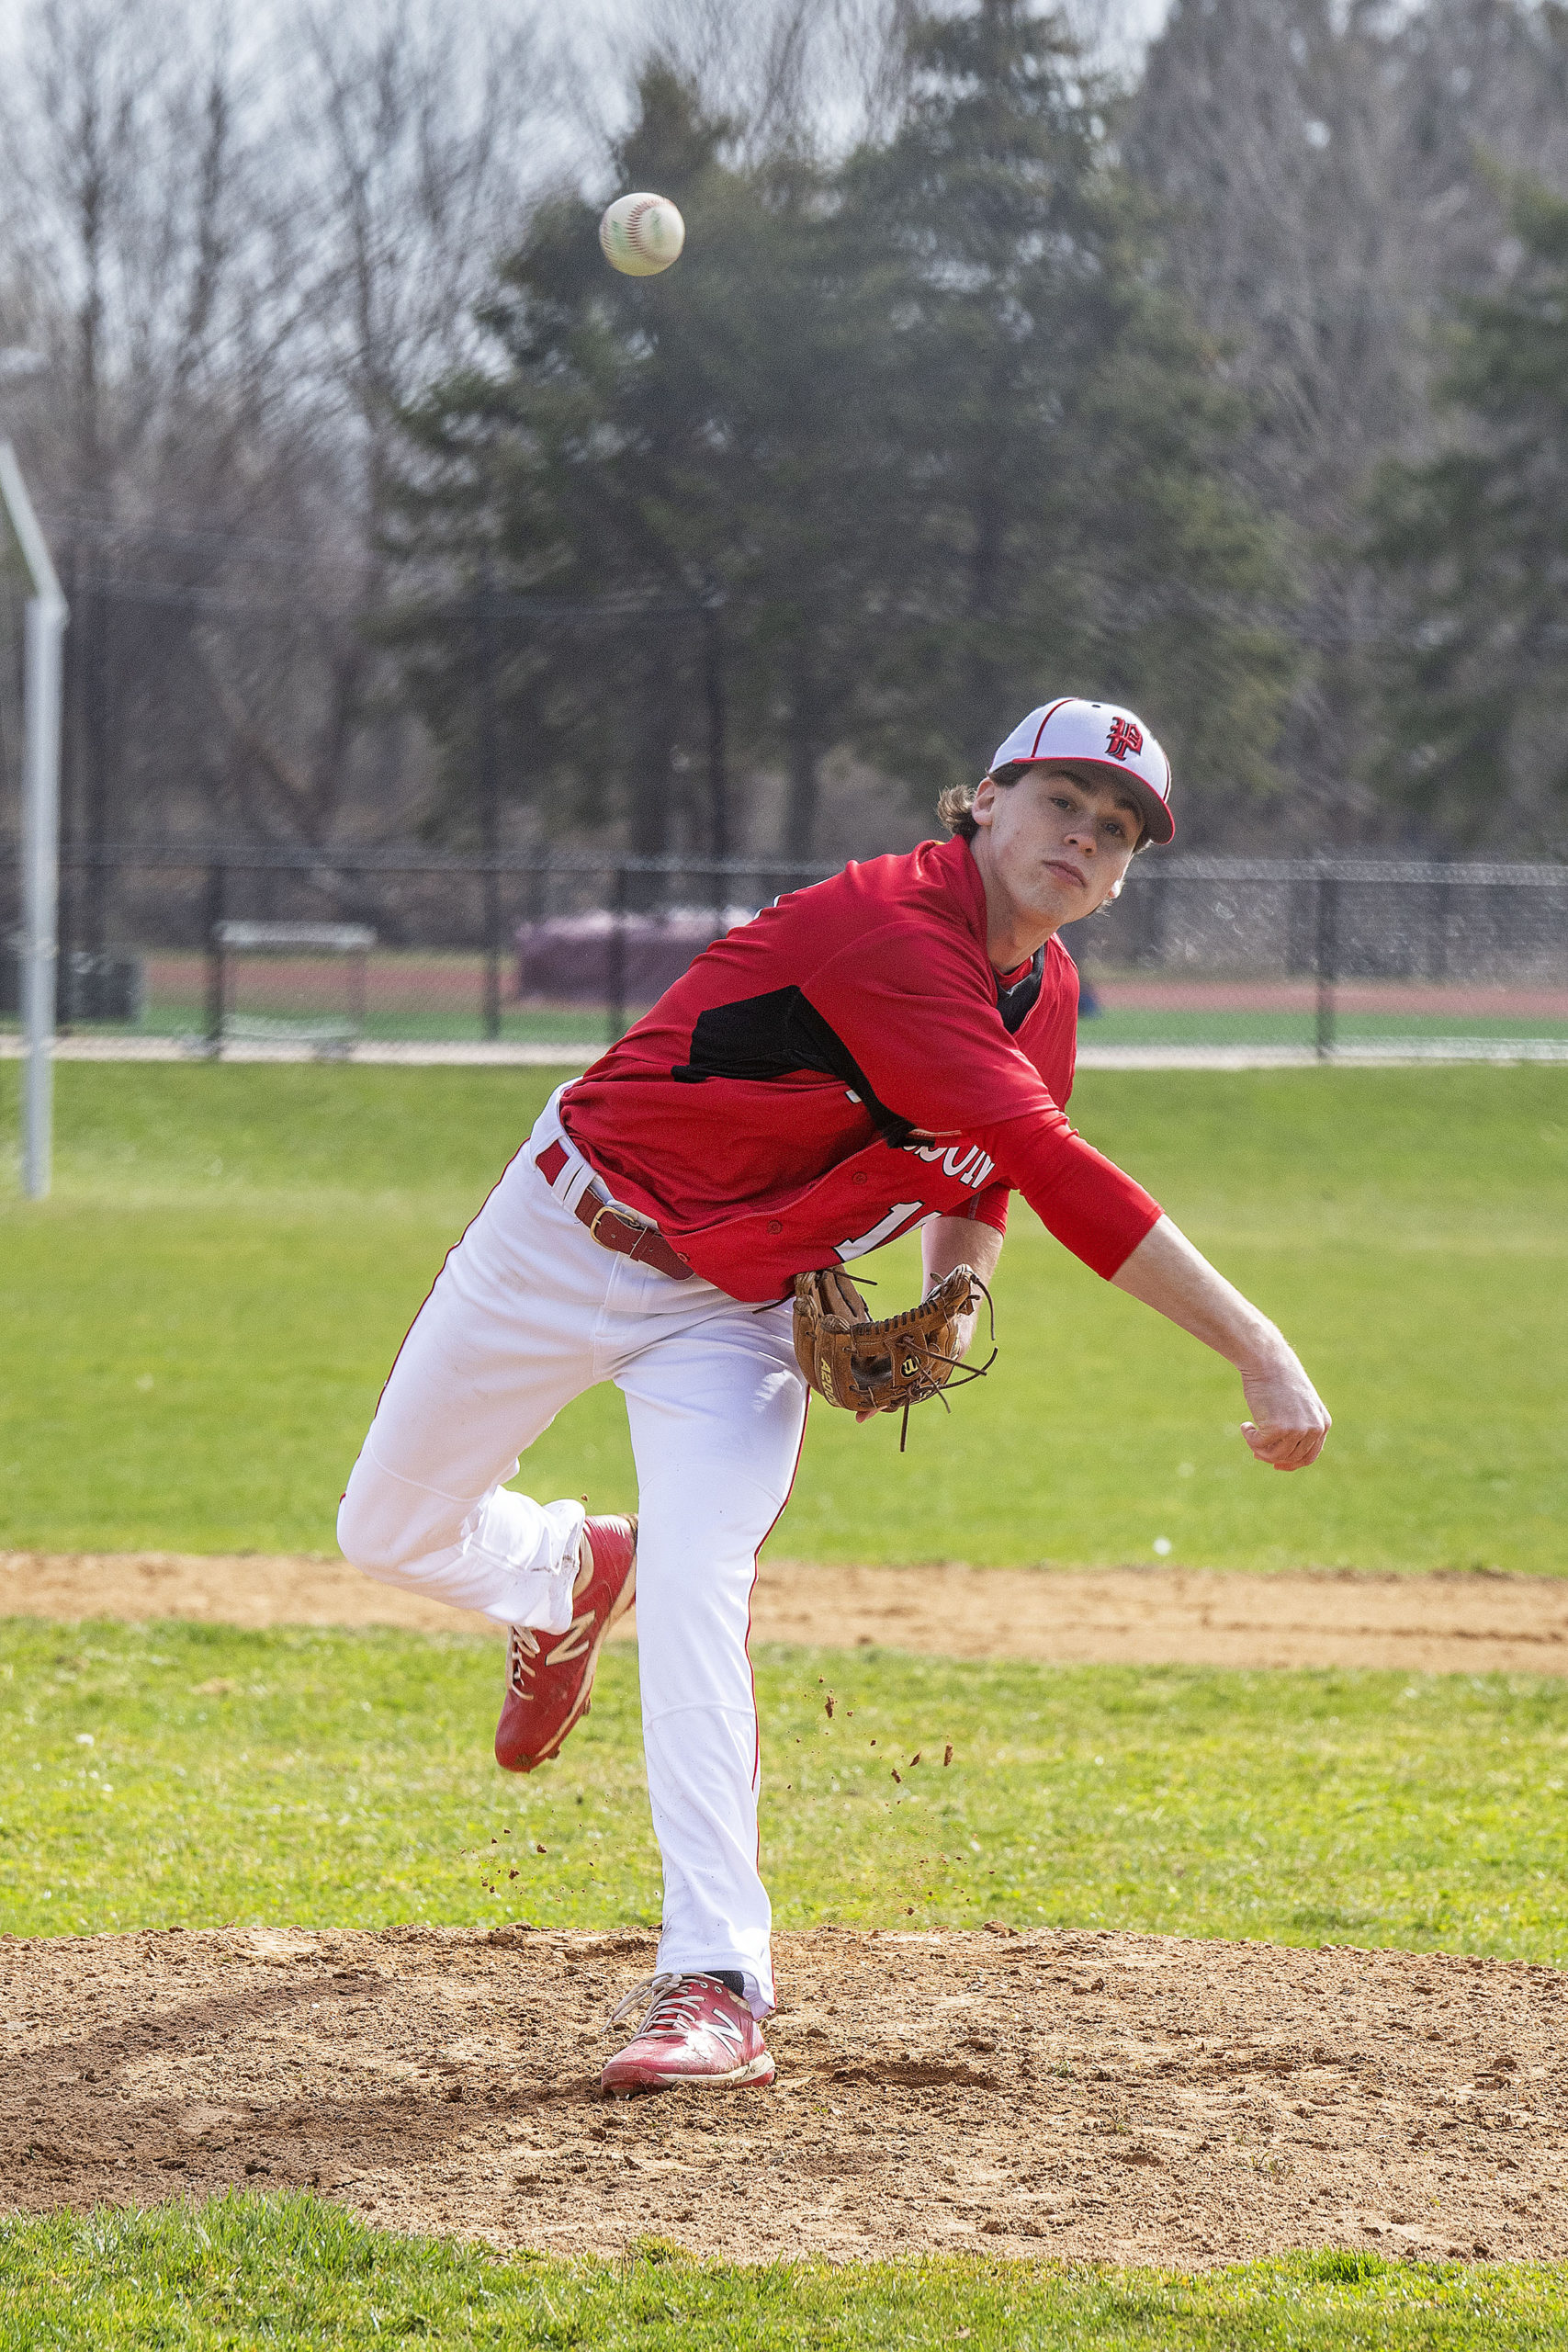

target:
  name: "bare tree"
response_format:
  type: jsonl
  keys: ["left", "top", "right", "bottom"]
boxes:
{"left": 287, "top": 0, "right": 552, "bottom": 530}
{"left": 0, "top": 0, "right": 294, "bottom": 519}
{"left": 0, "top": 0, "right": 560, "bottom": 855}
{"left": 164, "top": 0, "right": 558, "bottom": 848}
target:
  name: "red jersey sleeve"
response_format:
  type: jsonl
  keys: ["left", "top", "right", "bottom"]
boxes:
{"left": 968, "top": 1179, "right": 1010, "bottom": 1237}
{"left": 971, "top": 1114, "right": 1159, "bottom": 1277}
{"left": 804, "top": 920, "right": 1160, "bottom": 1278}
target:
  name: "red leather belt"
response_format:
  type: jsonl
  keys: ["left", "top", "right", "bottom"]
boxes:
{"left": 535, "top": 1138, "right": 694, "bottom": 1282}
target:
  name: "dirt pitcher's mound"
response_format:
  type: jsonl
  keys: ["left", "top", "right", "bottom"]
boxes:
{"left": 2, "top": 1925, "right": 1563, "bottom": 2266}
{"left": 6, "top": 1552, "right": 1568, "bottom": 1675}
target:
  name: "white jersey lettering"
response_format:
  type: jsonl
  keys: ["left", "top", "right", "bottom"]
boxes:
{"left": 833, "top": 1202, "right": 927, "bottom": 1261}
{"left": 901, "top": 1138, "right": 993, "bottom": 1190}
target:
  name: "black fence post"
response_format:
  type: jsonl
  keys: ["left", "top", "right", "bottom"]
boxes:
{"left": 1427, "top": 862, "right": 1451, "bottom": 982}
{"left": 57, "top": 545, "right": 78, "bottom": 1035}
{"left": 606, "top": 862, "right": 628, "bottom": 1046}
{"left": 83, "top": 573, "right": 111, "bottom": 959}
{"left": 1314, "top": 871, "right": 1338, "bottom": 1061}
{"left": 1133, "top": 865, "right": 1168, "bottom": 968}
{"left": 350, "top": 939, "right": 368, "bottom": 1039}
{"left": 477, "top": 566, "right": 502, "bottom": 1043}
{"left": 702, "top": 599, "right": 729, "bottom": 935}
{"left": 205, "top": 863, "right": 228, "bottom": 1055}
{"left": 482, "top": 862, "right": 502, "bottom": 1043}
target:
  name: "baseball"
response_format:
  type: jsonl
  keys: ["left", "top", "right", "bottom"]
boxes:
{"left": 599, "top": 191, "right": 685, "bottom": 277}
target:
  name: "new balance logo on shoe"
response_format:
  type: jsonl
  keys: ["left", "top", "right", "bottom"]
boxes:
{"left": 602, "top": 1973, "right": 776, "bottom": 2097}
{"left": 494, "top": 1516, "right": 637, "bottom": 1773}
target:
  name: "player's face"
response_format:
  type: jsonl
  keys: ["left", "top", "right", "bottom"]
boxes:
{"left": 972, "top": 764, "right": 1142, "bottom": 943}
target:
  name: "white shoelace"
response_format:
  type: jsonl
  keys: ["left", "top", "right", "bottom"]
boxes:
{"left": 505, "top": 1610, "right": 597, "bottom": 1696}
{"left": 505, "top": 1529, "right": 600, "bottom": 1697}
{"left": 607, "top": 1972, "right": 716, "bottom": 2039}
{"left": 505, "top": 1625, "right": 540, "bottom": 1693}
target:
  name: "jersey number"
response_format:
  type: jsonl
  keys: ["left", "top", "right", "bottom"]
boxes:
{"left": 833, "top": 1202, "right": 927, "bottom": 1262}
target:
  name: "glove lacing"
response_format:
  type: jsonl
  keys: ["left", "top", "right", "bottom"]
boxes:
{"left": 893, "top": 1271, "right": 999, "bottom": 1451}
{"left": 813, "top": 1266, "right": 999, "bottom": 1450}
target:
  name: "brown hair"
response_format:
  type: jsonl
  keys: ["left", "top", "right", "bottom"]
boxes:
{"left": 936, "top": 761, "right": 1033, "bottom": 842}
{"left": 937, "top": 759, "right": 1150, "bottom": 851}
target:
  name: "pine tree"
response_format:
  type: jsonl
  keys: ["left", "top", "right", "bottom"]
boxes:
{"left": 721, "top": 153, "right": 909, "bottom": 856}
{"left": 1369, "top": 176, "right": 1568, "bottom": 844}
{"left": 394, "top": 16, "right": 1298, "bottom": 856}
{"left": 394, "top": 67, "right": 751, "bottom": 860}
{"left": 848, "top": 0, "right": 1296, "bottom": 831}
{"left": 394, "top": 65, "right": 899, "bottom": 862}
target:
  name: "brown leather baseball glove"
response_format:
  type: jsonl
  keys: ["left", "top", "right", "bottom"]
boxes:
{"left": 791, "top": 1263, "right": 994, "bottom": 1447}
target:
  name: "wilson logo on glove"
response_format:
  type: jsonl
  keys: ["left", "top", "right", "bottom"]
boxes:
{"left": 792, "top": 1263, "right": 997, "bottom": 1451}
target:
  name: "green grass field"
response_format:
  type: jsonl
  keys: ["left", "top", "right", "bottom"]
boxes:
{"left": 1, "top": 1060, "right": 1563, "bottom": 1570}
{"left": 1083, "top": 1009, "right": 1568, "bottom": 1051}
{"left": 6, "top": 1619, "right": 1567, "bottom": 1960}
{"left": 6, "top": 1622, "right": 1568, "bottom": 2343}
{"left": 4, "top": 1060, "right": 1566, "bottom": 2345}
{"left": 3, "top": 2196, "right": 1562, "bottom": 2352}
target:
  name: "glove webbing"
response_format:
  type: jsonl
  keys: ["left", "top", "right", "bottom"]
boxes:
{"left": 890, "top": 1272, "right": 997, "bottom": 1451}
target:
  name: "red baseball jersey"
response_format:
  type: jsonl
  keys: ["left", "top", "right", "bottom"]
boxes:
{"left": 560, "top": 833, "right": 1160, "bottom": 1303}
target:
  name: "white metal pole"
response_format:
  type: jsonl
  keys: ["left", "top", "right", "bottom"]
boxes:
{"left": 0, "top": 440, "right": 67, "bottom": 1200}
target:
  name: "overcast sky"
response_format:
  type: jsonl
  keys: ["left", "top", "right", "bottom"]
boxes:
{"left": 573, "top": 0, "right": 1176, "bottom": 88}
{"left": 558, "top": 0, "right": 1175, "bottom": 181}
{"left": 0, "top": 0, "right": 1179, "bottom": 188}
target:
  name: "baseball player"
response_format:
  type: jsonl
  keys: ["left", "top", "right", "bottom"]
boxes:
{"left": 338, "top": 696, "right": 1330, "bottom": 2097}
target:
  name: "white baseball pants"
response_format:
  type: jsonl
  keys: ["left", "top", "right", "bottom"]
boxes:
{"left": 336, "top": 1089, "right": 807, "bottom": 2015}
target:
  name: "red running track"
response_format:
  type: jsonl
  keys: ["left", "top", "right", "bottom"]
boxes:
{"left": 1092, "top": 979, "right": 1568, "bottom": 1017}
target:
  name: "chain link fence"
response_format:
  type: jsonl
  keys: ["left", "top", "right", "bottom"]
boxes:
{"left": 1, "top": 530, "right": 1564, "bottom": 1070}
{"left": 2, "top": 843, "right": 1566, "bottom": 1066}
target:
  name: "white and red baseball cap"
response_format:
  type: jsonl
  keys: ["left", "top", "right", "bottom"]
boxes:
{"left": 989, "top": 697, "right": 1175, "bottom": 846}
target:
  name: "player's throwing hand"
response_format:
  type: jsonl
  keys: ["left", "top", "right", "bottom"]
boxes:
{"left": 1237, "top": 1346, "right": 1332, "bottom": 1472}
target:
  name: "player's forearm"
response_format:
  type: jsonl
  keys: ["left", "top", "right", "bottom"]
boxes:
{"left": 1111, "top": 1215, "right": 1330, "bottom": 1470}
{"left": 1109, "top": 1214, "right": 1284, "bottom": 1369}
{"left": 921, "top": 1215, "right": 1001, "bottom": 1368}
{"left": 922, "top": 1214, "right": 1003, "bottom": 1296}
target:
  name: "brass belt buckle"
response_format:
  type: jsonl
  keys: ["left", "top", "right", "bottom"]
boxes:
{"left": 587, "top": 1197, "right": 619, "bottom": 1244}
{"left": 589, "top": 1196, "right": 649, "bottom": 1248}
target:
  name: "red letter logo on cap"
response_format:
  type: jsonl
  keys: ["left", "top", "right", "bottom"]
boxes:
{"left": 1106, "top": 715, "right": 1144, "bottom": 762}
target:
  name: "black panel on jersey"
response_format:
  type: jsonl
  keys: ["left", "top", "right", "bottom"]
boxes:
{"left": 671, "top": 956, "right": 1045, "bottom": 1127}
{"left": 671, "top": 986, "right": 916, "bottom": 1144}
{"left": 997, "top": 946, "right": 1045, "bottom": 1035}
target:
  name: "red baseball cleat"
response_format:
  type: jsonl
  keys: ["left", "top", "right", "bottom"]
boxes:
{"left": 494, "top": 1514, "right": 637, "bottom": 1773}
{"left": 601, "top": 1973, "right": 776, "bottom": 2098}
